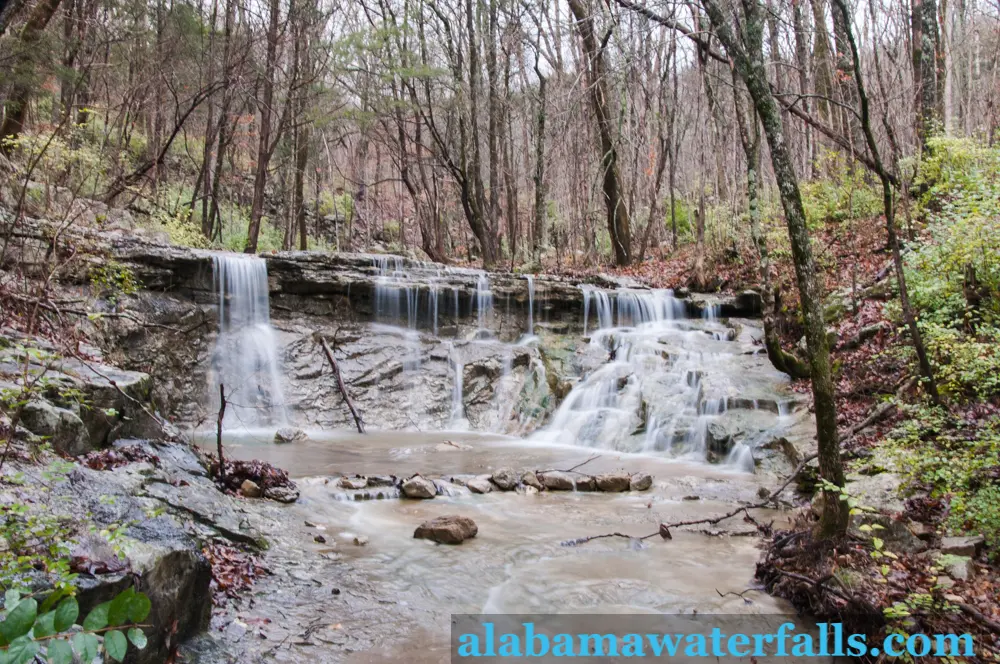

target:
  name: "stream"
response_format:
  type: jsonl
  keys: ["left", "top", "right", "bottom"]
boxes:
{"left": 185, "top": 254, "right": 821, "bottom": 663}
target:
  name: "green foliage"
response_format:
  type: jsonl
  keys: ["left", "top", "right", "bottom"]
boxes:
{"left": 920, "top": 323, "right": 1000, "bottom": 401}
{"left": 0, "top": 589, "right": 149, "bottom": 663}
{"left": 887, "top": 403, "right": 1000, "bottom": 552}
{"left": 89, "top": 262, "right": 140, "bottom": 306}
{"left": 801, "top": 152, "right": 882, "bottom": 228}
{"left": 318, "top": 191, "right": 354, "bottom": 222}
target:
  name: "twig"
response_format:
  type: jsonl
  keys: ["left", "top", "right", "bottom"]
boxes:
{"left": 565, "top": 454, "right": 601, "bottom": 473}
{"left": 772, "top": 569, "right": 852, "bottom": 603}
{"left": 956, "top": 602, "right": 1000, "bottom": 635}
{"left": 315, "top": 332, "right": 365, "bottom": 434}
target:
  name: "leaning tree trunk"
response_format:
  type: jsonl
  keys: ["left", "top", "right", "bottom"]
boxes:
{"left": 701, "top": 0, "right": 847, "bottom": 539}
{"left": 567, "top": 0, "right": 632, "bottom": 266}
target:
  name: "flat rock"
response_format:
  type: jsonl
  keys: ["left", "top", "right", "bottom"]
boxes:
{"left": 940, "top": 535, "right": 985, "bottom": 557}
{"left": 595, "top": 472, "right": 630, "bottom": 492}
{"left": 413, "top": 515, "right": 478, "bottom": 544}
{"left": 339, "top": 476, "right": 368, "bottom": 490}
{"left": 402, "top": 475, "right": 437, "bottom": 499}
{"left": 629, "top": 472, "right": 653, "bottom": 491}
{"left": 467, "top": 477, "right": 493, "bottom": 494}
{"left": 491, "top": 467, "right": 518, "bottom": 491}
{"left": 144, "top": 478, "right": 267, "bottom": 547}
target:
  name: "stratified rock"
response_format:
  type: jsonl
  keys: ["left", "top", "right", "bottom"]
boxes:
{"left": 491, "top": 467, "right": 518, "bottom": 491}
{"left": 240, "top": 479, "right": 262, "bottom": 498}
{"left": 413, "top": 515, "right": 478, "bottom": 544}
{"left": 274, "top": 427, "right": 307, "bottom": 443}
{"left": 339, "top": 476, "right": 368, "bottom": 490}
{"left": 521, "top": 471, "right": 543, "bottom": 490}
{"left": 629, "top": 473, "right": 653, "bottom": 491}
{"left": 595, "top": 472, "right": 630, "bottom": 492}
{"left": 467, "top": 477, "right": 494, "bottom": 494}
{"left": 402, "top": 475, "right": 437, "bottom": 499}
{"left": 940, "top": 535, "right": 985, "bottom": 557}
{"left": 264, "top": 485, "right": 299, "bottom": 503}
{"left": 539, "top": 471, "right": 575, "bottom": 490}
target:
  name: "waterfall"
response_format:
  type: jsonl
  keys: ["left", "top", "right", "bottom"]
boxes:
{"left": 475, "top": 272, "right": 494, "bottom": 335}
{"left": 449, "top": 344, "right": 467, "bottom": 428}
{"left": 526, "top": 275, "right": 535, "bottom": 335}
{"left": 211, "top": 254, "right": 287, "bottom": 429}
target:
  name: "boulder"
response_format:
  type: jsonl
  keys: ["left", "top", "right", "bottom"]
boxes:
{"left": 274, "top": 427, "right": 307, "bottom": 443}
{"left": 240, "top": 479, "right": 262, "bottom": 498}
{"left": 339, "top": 476, "right": 368, "bottom": 490}
{"left": 574, "top": 475, "right": 596, "bottom": 491}
{"left": 367, "top": 475, "right": 397, "bottom": 487}
{"left": 402, "top": 475, "right": 437, "bottom": 499}
{"left": 521, "top": 471, "right": 543, "bottom": 490}
{"left": 413, "top": 515, "right": 479, "bottom": 544}
{"left": 629, "top": 473, "right": 653, "bottom": 491}
{"left": 19, "top": 399, "right": 91, "bottom": 455}
{"left": 595, "top": 472, "right": 631, "bottom": 492}
{"left": 491, "top": 467, "right": 519, "bottom": 491}
{"left": 940, "top": 535, "right": 985, "bottom": 557}
{"left": 467, "top": 477, "right": 494, "bottom": 494}
{"left": 539, "top": 471, "right": 577, "bottom": 491}
{"left": 264, "top": 485, "right": 300, "bottom": 503}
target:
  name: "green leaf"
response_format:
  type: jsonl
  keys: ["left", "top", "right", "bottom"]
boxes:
{"left": 5, "top": 635, "right": 39, "bottom": 664}
{"left": 0, "top": 598, "right": 37, "bottom": 643}
{"left": 127, "top": 593, "right": 150, "bottom": 623}
{"left": 104, "top": 629, "right": 127, "bottom": 662}
{"left": 34, "top": 611, "right": 56, "bottom": 638}
{"left": 3, "top": 591, "right": 20, "bottom": 611}
{"left": 71, "top": 632, "right": 98, "bottom": 662}
{"left": 107, "top": 589, "right": 133, "bottom": 627}
{"left": 53, "top": 597, "right": 78, "bottom": 632}
{"left": 81, "top": 602, "right": 109, "bottom": 631}
{"left": 46, "top": 638, "right": 73, "bottom": 664}
{"left": 127, "top": 627, "right": 147, "bottom": 649}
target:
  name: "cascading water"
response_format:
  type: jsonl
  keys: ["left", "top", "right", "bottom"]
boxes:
{"left": 211, "top": 254, "right": 287, "bottom": 429}
{"left": 526, "top": 275, "right": 535, "bottom": 336}
{"left": 475, "top": 272, "right": 494, "bottom": 336}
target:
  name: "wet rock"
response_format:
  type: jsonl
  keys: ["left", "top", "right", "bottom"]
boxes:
{"left": 240, "top": 479, "right": 262, "bottom": 498}
{"left": 413, "top": 515, "right": 478, "bottom": 544}
{"left": 314, "top": 534, "right": 327, "bottom": 544}
{"left": 539, "top": 471, "right": 577, "bottom": 491}
{"left": 595, "top": 472, "right": 631, "bottom": 492}
{"left": 402, "top": 475, "right": 437, "bottom": 499}
{"left": 144, "top": 478, "right": 267, "bottom": 547}
{"left": 519, "top": 485, "right": 539, "bottom": 496}
{"left": 274, "top": 427, "right": 307, "bottom": 443}
{"left": 574, "top": 475, "right": 596, "bottom": 491}
{"left": 339, "top": 476, "right": 368, "bottom": 490}
{"left": 629, "top": 473, "right": 653, "bottom": 491}
{"left": 491, "top": 467, "right": 518, "bottom": 491}
{"left": 366, "top": 475, "right": 397, "bottom": 487}
{"left": 264, "top": 485, "right": 299, "bottom": 503}
{"left": 353, "top": 535, "right": 369, "bottom": 546}
{"left": 940, "top": 535, "right": 985, "bottom": 557}
{"left": 467, "top": 477, "right": 493, "bottom": 494}
{"left": 521, "top": 471, "right": 543, "bottom": 490}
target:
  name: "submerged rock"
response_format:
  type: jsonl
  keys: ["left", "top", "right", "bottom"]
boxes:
{"left": 402, "top": 475, "right": 437, "bottom": 499}
{"left": 413, "top": 515, "right": 478, "bottom": 544}
{"left": 490, "top": 467, "right": 518, "bottom": 491}
{"left": 339, "top": 476, "right": 368, "bottom": 490}
{"left": 595, "top": 472, "right": 631, "bottom": 492}
{"left": 629, "top": 473, "right": 653, "bottom": 491}
{"left": 275, "top": 427, "right": 307, "bottom": 443}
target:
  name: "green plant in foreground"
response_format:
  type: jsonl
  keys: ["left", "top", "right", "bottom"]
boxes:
{"left": 0, "top": 586, "right": 149, "bottom": 664}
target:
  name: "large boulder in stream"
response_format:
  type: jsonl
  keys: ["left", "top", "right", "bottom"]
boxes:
{"left": 595, "top": 472, "right": 631, "bottom": 492}
{"left": 629, "top": 473, "right": 653, "bottom": 491}
{"left": 414, "top": 515, "right": 478, "bottom": 544}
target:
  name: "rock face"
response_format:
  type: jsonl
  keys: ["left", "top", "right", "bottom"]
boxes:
{"left": 413, "top": 515, "right": 478, "bottom": 544}
{"left": 402, "top": 475, "right": 437, "bottom": 499}
{"left": 595, "top": 472, "right": 631, "bottom": 492}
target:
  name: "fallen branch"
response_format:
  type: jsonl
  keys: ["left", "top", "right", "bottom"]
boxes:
{"left": 956, "top": 602, "right": 1000, "bottom": 635}
{"left": 217, "top": 383, "right": 227, "bottom": 485}
{"left": 563, "top": 453, "right": 818, "bottom": 546}
{"left": 565, "top": 454, "right": 601, "bottom": 473}
{"left": 315, "top": 332, "right": 365, "bottom": 434}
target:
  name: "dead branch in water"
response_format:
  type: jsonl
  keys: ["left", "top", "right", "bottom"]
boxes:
{"left": 315, "top": 331, "right": 365, "bottom": 434}
{"left": 539, "top": 454, "right": 602, "bottom": 475}
{"left": 562, "top": 452, "right": 818, "bottom": 547}
{"left": 217, "top": 383, "right": 227, "bottom": 484}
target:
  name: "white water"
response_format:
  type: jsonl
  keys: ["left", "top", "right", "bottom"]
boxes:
{"left": 211, "top": 254, "right": 287, "bottom": 429}
{"left": 526, "top": 275, "right": 535, "bottom": 335}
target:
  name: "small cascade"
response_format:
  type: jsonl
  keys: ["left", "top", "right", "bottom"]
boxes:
{"left": 526, "top": 275, "right": 535, "bottom": 335}
{"left": 449, "top": 345, "right": 467, "bottom": 428}
{"left": 581, "top": 286, "right": 613, "bottom": 336}
{"left": 430, "top": 285, "right": 440, "bottom": 336}
{"left": 475, "top": 272, "right": 494, "bottom": 335}
{"left": 211, "top": 254, "right": 287, "bottom": 429}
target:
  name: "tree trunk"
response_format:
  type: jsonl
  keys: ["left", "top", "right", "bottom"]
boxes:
{"left": 567, "top": 0, "right": 632, "bottom": 266}
{"left": 912, "top": 0, "right": 943, "bottom": 148}
{"left": 532, "top": 68, "right": 547, "bottom": 261}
